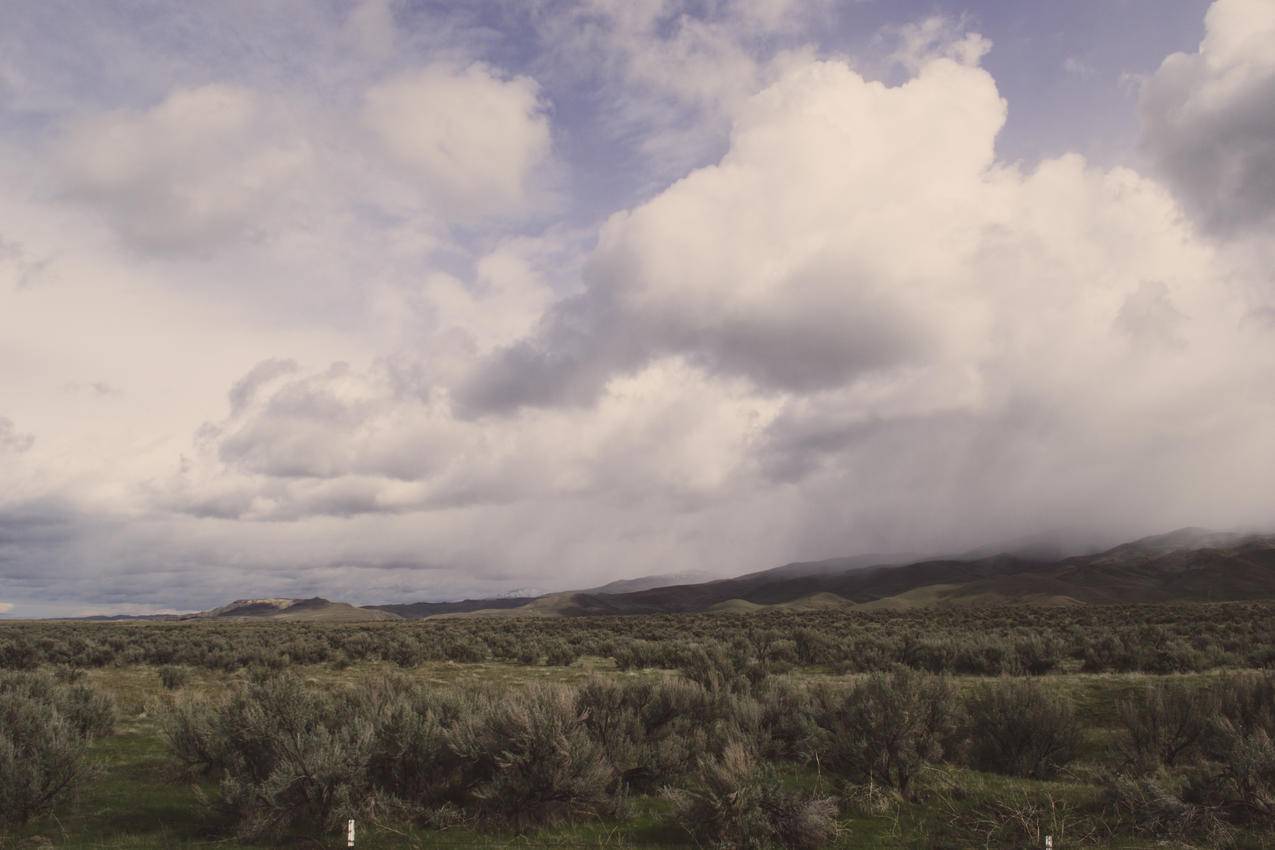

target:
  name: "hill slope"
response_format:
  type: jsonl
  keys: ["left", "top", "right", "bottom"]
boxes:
{"left": 585, "top": 571, "right": 717, "bottom": 594}
{"left": 347, "top": 528, "right": 1275, "bottom": 619}
{"left": 548, "top": 530, "right": 1275, "bottom": 615}
{"left": 190, "top": 597, "right": 400, "bottom": 622}
{"left": 366, "top": 597, "right": 534, "bottom": 618}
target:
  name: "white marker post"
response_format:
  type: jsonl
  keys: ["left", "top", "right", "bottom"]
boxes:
{"left": 347, "top": 819, "right": 355, "bottom": 847}
{"left": 1044, "top": 836, "right": 1053, "bottom": 850}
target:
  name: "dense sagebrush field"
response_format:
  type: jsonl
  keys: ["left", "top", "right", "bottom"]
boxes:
{"left": 4, "top": 603, "right": 1275, "bottom": 849}
{"left": 9, "top": 603, "right": 1275, "bottom": 675}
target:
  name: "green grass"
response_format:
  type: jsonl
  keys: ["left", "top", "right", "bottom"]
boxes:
{"left": 0, "top": 664, "right": 1265, "bottom": 849}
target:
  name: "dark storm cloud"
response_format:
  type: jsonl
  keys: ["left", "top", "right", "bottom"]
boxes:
{"left": 758, "top": 395, "right": 1085, "bottom": 490}
{"left": 0, "top": 501, "right": 81, "bottom": 554}
{"left": 674, "top": 268, "right": 925, "bottom": 394}
{"left": 0, "top": 500, "right": 107, "bottom": 613}
{"left": 456, "top": 289, "right": 646, "bottom": 414}
{"left": 459, "top": 247, "right": 926, "bottom": 417}
{"left": 0, "top": 500, "right": 541, "bottom": 613}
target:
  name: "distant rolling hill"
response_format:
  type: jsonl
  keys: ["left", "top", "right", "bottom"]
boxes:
{"left": 361, "top": 573, "right": 717, "bottom": 620}
{"left": 584, "top": 571, "right": 717, "bottom": 594}
{"left": 552, "top": 528, "right": 1275, "bottom": 615}
{"left": 190, "top": 597, "right": 399, "bottom": 622}
{"left": 79, "top": 527, "right": 1275, "bottom": 623}
{"left": 366, "top": 597, "right": 534, "bottom": 619}
{"left": 366, "top": 527, "right": 1275, "bottom": 618}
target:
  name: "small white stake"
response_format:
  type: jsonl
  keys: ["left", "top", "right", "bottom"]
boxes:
{"left": 347, "top": 818, "right": 355, "bottom": 847}
{"left": 1045, "top": 836, "right": 1053, "bottom": 850}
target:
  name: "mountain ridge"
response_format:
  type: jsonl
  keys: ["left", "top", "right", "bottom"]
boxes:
{"left": 373, "top": 527, "right": 1275, "bottom": 618}
{"left": 46, "top": 527, "right": 1275, "bottom": 621}
{"left": 188, "top": 597, "right": 399, "bottom": 622}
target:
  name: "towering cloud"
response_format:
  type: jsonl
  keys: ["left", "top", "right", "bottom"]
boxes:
{"left": 461, "top": 52, "right": 1007, "bottom": 412}
{"left": 176, "top": 33, "right": 1275, "bottom": 568}
{"left": 1140, "top": 0, "right": 1275, "bottom": 235}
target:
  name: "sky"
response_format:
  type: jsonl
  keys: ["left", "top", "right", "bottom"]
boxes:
{"left": 2, "top": 0, "right": 1274, "bottom": 617}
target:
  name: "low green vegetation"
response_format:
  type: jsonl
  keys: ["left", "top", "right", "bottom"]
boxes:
{"left": 6, "top": 601, "right": 1275, "bottom": 676}
{"left": 0, "top": 670, "right": 114, "bottom": 830}
{"left": 2, "top": 604, "right": 1275, "bottom": 848}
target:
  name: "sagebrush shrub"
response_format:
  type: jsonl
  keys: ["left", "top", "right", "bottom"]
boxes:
{"left": 158, "top": 665, "right": 192, "bottom": 690}
{"left": 217, "top": 717, "right": 376, "bottom": 839}
{"left": 541, "top": 638, "right": 578, "bottom": 667}
{"left": 52, "top": 665, "right": 87, "bottom": 684}
{"left": 1082, "top": 634, "right": 1136, "bottom": 673}
{"left": 0, "top": 638, "right": 39, "bottom": 671}
{"left": 159, "top": 696, "right": 226, "bottom": 775}
{"left": 677, "top": 641, "right": 748, "bottom": 693}
{"left": 0, "top": 698, "right": 94, "bottom": 828}
{"left": 576, "top": 677, "right": 711, "bottom": 791}
{"left": 1117, "top": 681, "right": 1213, "bottom": 770}
{"left": 362, "top": 678, "right": 475, "bottom": 808}
{"left": 665, "top": 741, "right": 837, "bottom": 850}
{"left": 0, "top": 670, "right": 114, "bottom": 740}
{"left": 810, "top": 669, "right": 960, "bottom": 799}
{"left": 1183, "top": 673, "right": 1275, "bottom": 823}
{"left": 1014, "top": 635, "right": 1062, "bottom": 675}
{"left": 160, "top": 673, "right": 626, "bottom": 833}
{"left": 965, "top": 679, "right": 1080, "bottom": 778}
{"left": 754, "top": 680, "right": 818, "bottom": 762}
{"left": 170, "top": 674, "right": 375, "bottom": 838}
{"left": 1103, "top": 775, "right": 1233, "bottom": 844}
{"left": 0, "top": 672, "right": 111, "bottom": 828}
{"left": 936, "top": 784, "right": 1101, "bottom": 850}
{"left": 452, "top": 684, "right": 616, "bottom": 827}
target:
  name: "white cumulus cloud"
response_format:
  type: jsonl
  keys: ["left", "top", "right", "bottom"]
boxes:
{"left": 363, "top": 64, "right": 554, "bottom": 220}
{"left": 57, "top": 85, "right": 310, "bottom": 253}
{"left": 1140, "top": 0, "right": 1275, "bottom": 235}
